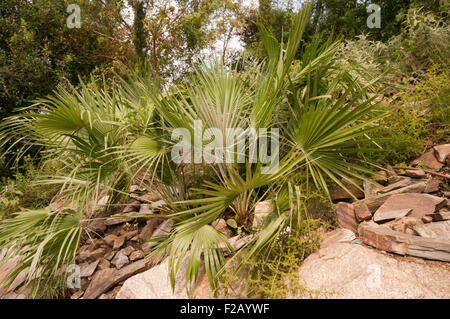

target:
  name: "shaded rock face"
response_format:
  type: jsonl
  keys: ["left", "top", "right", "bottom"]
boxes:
{"left": 297, "top": 241, "right": 450, "bottom": 299}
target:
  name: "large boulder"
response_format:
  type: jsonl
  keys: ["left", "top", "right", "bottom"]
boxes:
{"left": 116, "top": 258, "right": 191, "bottom": 299}
{"left": 297, "top": 240, "right": 450, "bottom": 298}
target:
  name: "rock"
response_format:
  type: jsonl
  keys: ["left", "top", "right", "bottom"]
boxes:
{"left": 433, "top": 144, "right": 450, "bottom": 164}
{"left": 211, "top": 218, "right": 232, "bottom": 235}
{"left": 424, "top": 179, "right": 441, "bottom": 193}
{"left": 297, "top": 240, "right": 450, "bottom": 298}
{"left": 373, "top": 208, "right": 412, "bottom": 223}
{"left": 430, "top": 209, "right": 450, "bottom": 222}
{"left": 139, "top": 218, "right": 161, "bottom": 242}
{"left": 252, "top": 200, "right": 274, "bottom": 229}
{"left": 104, "top": 234, "right": 126, "bottom": 251}
{"left": 83, "top": 259, "right": 149, "bottom": 299}
{"left": 122, "top": 229, "right": 138, "bottom": 240}
{"left": 378, "top": 177, "right": 412, "bottom": 194}
{"left": 104, "top": 251, "right": 115, "bottom": 261}
{"left": 130, "top": 185, "right": 146, "bottom": 193}
{"left": 422, "top": 216, "right": 433, "bottom": 223}
{"left": 372, "top": 171, "right": 388, "bottom": 185}
{"left": 320, "top": 228, "right": 356, "bottom": 248}
{"left": 413, "top": 221, "right": 450, "bottom": 241}
{"left": 132, "top": 192, "right": 160, "bottom": 203}
{"left": 6, "top": 268, "right": 29, "bottom": 293}
{"left": 83, "top": 268, "right": 117, "bottom": 299}
{"left": 138, "top": 204, "right": 152, "bottom": 215}
{"left": 217, "top": 235, "right": 252, "bottom": 256}
{"left": 405, "top": 169, "right": 426, "bottom": 178}
{"left": 86, "top": 220, "right": 107, "bottom": 234}
{"left": 80, "top": 260, "right": 99, "bottom": 278}
{"left": 354, "top": 202, "right": 372, "bottom": 222}
{"left": 151, "top": 200, "right": 166, "bottom": 210}
{"left": 129, "top": 250, "right": 145, "bottom": 261}
{"left": 98, "top": 258, "right": 111, "bottom": 270}
{"left": 335, "top": 202, "right": 358, "bottom": 233}
{"left": 358, "top": 221, "right": 450, "bottom": 262}
{"left": 78, "top": 247, "right": 106, "bottom": 262}
{"left": 331, "top": 180, "right": 364, "bottom": 200}
{"left": 141, "top": 218, "right": 174, "bottom": 252}
{"left": 116, "top": 258, "right": 190, "bottom": 299}
{"left": 123, "top": 199, "right": 141, "bottom": 213}
{"left": 70, "top": 290, "right": 84, "bottom": 299}
{"left": 105, "top": 215, "right": 133, "bottom": 226}
{"left": 111, "top": 251, "right": 129, "bottom": 270}
{"left": 411, "top": 150, "right": 444, "bottom": 170}
{"left": 120, "top": 246, "right": 135, "bottom": 256}
{"left": 374, "top": 193, "right": 446, "bottom": 219}
{"left": 362, "top": 182, "right": 427, "bottom": 213}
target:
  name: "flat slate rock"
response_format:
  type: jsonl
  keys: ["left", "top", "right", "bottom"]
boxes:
{"left": 83, "top": 259, "right": 149, "bottom": 299}
{"left": 358, "top": 221, "right": 450, "bottom": 262}
{"left": 411, "top": 150, "right": 444, "bottom": 170}
{"left": 373, "top": 208, "right": 412, "bottom": 223}
{"left": 374, "top": 193, "right": 445, "bottom": 219}
{"left": 362, "top": 182, "right": 427, "bottom": 213}
{"left": 413, "top": 221, "right": 450, "bottom": 241}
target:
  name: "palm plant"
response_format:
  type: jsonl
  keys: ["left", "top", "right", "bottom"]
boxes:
{"left": 0, "top": 1, "right": 385, "bottom": 296}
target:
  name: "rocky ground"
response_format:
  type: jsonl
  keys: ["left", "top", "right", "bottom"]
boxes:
{"left": 0, "top": 144, "right": 449, "bottom": 299}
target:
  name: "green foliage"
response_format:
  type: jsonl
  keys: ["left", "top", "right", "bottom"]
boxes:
{"left": 0, "top": 156, "right": 61, "bottom": 220}
{"left": 388, "top": 7, "right": 450, "bottom": 74}
{"left": 362, "top": 65, "right": 450, "bottom": 165}
{"left": 223, "top": 224, "right": 323, "bottom": 298}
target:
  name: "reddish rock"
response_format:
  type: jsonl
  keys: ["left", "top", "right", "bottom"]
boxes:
{"left": 374, "top": 193, "right": 446, "bottom": 219}
{"left": 354, "top": 202, "right": 372, "bottom": 222}
{"left": 139, "top": 218, "right": 161, "bottom": 242}
{"left": 335, "top": 202, "right": 358, "bottom": 233}
{"left": 78, "top": 247, "right": 106, "bottom": 262}
{"left": 373, "top": 208, "right": 412, "bottom": 223}
{"left": 331, "top": 181, "right": 364, "bottom": 201}
{"left": 129, "top": 250, "right": 144, "bottom": 261}
{"left": 83, "top": 259, "right": 149, "bottom": 299}
{"left": 422, "top": 215, "right": 433, "bottom": 223}
{"left": 120, "top": 246, "right": 135, "bottom": 256}
{"left": 413, "top": 221, "right": 450, "bottom": 241}
{"left": 98, "top": 258, "right": 111, "bottom": 270}
{"left": 378, "top": 177, "right": 412, "bottom": 194}
{"left": 411, "top": 150, "right": 444, "bottom": 170}
{"left": 433, "top": 144, "right": 450, "bottom": 164}
{"left": 123, "top": 199, "right": 141, "bottom": 213}
{"left": 358, "top": 221, "right": 450, "bottom": 262}
{"left": 424, "top": 179, "right": 441, "bottom": 193}
{"left": 83, "top": 268, "right": 117, "bottom": 299}
{"left": 104, "top": 234, "right": 126, "bottom": 251}
{"left": 70, "top": 290, "right": 84, "bottom": 299}
{"left": 362, "top": 182, "right": 427, "bottom": 213}
{"left": 404, "top": 169, "right": 426, "bottom": 178}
